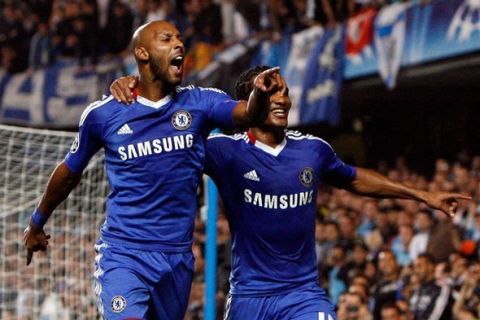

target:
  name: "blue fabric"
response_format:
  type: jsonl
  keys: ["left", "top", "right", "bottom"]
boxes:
{"left": 225, "top": 283, "right": 337, "bottom": 320}
{"left": 93, "top": 241, "right": 194, "bottom": 320}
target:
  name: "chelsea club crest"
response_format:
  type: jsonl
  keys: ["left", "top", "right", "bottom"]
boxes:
{"left": 70, "top": 133, "right": 79, "bottom": 153}
{"left": 172, "top": 110, "right": 192, "bottom": 130}
{"left": 299, "top": 167, "right": 314, "bottom": 187}
{"left": 111, "top": 295, "right": 127, "bottom": 313}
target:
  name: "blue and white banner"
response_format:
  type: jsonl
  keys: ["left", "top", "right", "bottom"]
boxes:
{"left": 298, "top": 26, "right": 345, "bottom": 126}
{"left": 346, "top": 0, "right": 480, "bottom": 80}
{"left": 374, "top": 2, "right": 410, "bottom": 89}
{"left": 0, "top": 61, "right": 118, "bottom": 127}
{"left": 283, "top": 26, "right": 324, "bottom": 126}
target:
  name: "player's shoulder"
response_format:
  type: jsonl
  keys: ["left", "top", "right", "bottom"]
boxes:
{"left": 176, "top": 85, "right": 229, "bottom": 97}
{"left": 285, "top": 130, "right": 334, "bottom": 150}
{"left": 207, "top": 132, "right": 249, "bottom": 143}
{"left": 79, "top": 95, "right": 117, "bottom": 126}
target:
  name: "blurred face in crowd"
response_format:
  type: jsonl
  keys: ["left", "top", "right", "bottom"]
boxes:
{"left": 381, "top": 306, "right": 402, "bottom": 320}
{"left": 413, "top": 256, "right": 434, "bottom": 283}
{"left": 134, "top": 21, "right": 185, "bottom": 86}
{"left": 362, "top": 200, "right": 378, "bottom": 220}
{"left": 324, "top": 223, "right": 339, "bottom": 242}
{"left": 398, "top": 224, "right": 414, "bottom": 247}
{"left": 415, "top": 211, "right": 433, "bottom": 232}
{"left": 378, "top": 250, "right": 398, "bottom": 280}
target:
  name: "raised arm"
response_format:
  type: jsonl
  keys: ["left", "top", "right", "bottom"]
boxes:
{"left": 231, "top": 67, "right": 283, "bottom": 127}
{"left": 345, "top": 167, "right": 471, "bottom": 217}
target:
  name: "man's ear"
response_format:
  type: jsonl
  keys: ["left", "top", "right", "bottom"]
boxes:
{"left": 134, "top": 46, "right": 149, "bottom": 61}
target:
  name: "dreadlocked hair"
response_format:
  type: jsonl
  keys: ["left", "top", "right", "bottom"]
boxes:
{"left": 234, "top": 66, "right": 272, "bottom": 100}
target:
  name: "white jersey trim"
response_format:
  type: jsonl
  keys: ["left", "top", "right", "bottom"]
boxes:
{"left": 136, "top": 94, "right": 173, "bottom": 109}
{"left": 285, "top": 130, "right": 334, "bottom": 151}
{"left": 79, "top": 95, "right": 115, "bottom": 126}
{"left": 208, "top": 132, "right": 249, "bottom": 142}
{"left": 254, "top": 138, "right": 287, "bottom": 157}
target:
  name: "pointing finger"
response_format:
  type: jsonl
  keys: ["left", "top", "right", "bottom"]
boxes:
{"left": 27, "top": 249, "right": 33, "bottom": 266}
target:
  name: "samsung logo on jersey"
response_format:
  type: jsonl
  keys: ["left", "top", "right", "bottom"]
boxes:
{"left": 243, "top": 189, "right": 314, "bottom": 209}
{"left": 118, "top": 134, "right": 194, "bottom": 160}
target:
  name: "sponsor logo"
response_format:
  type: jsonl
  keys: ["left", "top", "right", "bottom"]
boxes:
{"left": 243, "top": 170, "right": 260, "bottom": 182}
{"left": 244, "top": 189, "right": 314, "bottom": 209}
{"left": 299, "top": 167, "right": 314, "bottom": 187}
{"left": 111, "top": 295, "right": 126, "bottom": 313}
{"left": 117, "top": 124, "right": 133, "bottom": 135}
{"left": 117, "top": 134, "right": 194, "bottom": 160}
{"left": 171, "top": 110, "right": 192, "bottom": 130}
{"left": 70, "top": 134, "right": 79, "bottom": 153}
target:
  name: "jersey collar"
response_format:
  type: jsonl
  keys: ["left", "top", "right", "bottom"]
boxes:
{"left": 135, "top": 90, "right": 173, "bottom": 109}
{"left": 247, "top": 130, "right": 287, "bottom": 157}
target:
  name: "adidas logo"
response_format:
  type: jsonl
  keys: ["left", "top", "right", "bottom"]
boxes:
{"left": 117, "top": 124, "right": 133, "bottom": 135}
{"left": 243, "top": 170, "right": 260, "bottom": 182}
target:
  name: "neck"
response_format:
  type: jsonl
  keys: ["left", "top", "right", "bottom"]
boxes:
{"left": 137, "top": 72, "right": 173, "bottom": 102}
{"left": 249, "top": 126, "right": 285, "bottom": 148}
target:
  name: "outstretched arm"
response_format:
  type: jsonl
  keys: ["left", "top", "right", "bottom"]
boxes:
{"left": 24, "top": 162, "right": 82, "bottom": 265}
{"left": 344, "top": 167, "right": 471, "bottom": 217}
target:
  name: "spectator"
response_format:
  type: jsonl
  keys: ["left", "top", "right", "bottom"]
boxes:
{"left": 453, "top": 260, "right": 480, "bottom": 320}
{"left": 337, "top": 291, "right": 373, "bottom": 320}
{"left": 373, "top": 250, "right": 402, "bottom": 319}
{"left": 380, "top": 301, "right": 403, "bottom": 320}
{"left": 28, "top": 21, "right": 53, "bottom": 71}
{"left": 409, "top": 209, "right": 434, "bottom": 261}
{"left": 391, "top": 223, "right": 414, "bottom": 266}
{"left": 409, "top": 253, "right": 451, "bottom": 320}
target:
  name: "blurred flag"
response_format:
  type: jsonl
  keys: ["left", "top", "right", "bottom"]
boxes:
{"left": 299, "top": 26, "right": 345, "bottom": 126}
{"left": 374, "top": 2, "right": 410, "bottom": 89}
{"left": 346, "top": 7, "right": 376, "bottom": 62}
{"left": 284, "top": 26, "right": 324, "bottom": 126}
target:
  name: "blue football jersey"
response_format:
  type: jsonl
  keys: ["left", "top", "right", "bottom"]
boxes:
{"left": 65, "top": 86, "right": 238, "bottom": 252}
{"left": 205, "top": 130, "right": 356, "bottom": 296}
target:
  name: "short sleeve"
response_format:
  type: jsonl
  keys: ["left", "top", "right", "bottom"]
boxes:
{"left": 202, "top": 88, "right": 238, "bottom": 129}
{"left": 321, "top": 142, "right": 356, "bottom": 187}
{"left": 204, "top": 135, "right": 227, "bottom": 182}
{"left": 64, "top": 112, "right": 103, "bottom": 173}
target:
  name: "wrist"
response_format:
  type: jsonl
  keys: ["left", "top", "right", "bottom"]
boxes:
{"left": 30, "top": 208, "right": 49, "bottom": 230}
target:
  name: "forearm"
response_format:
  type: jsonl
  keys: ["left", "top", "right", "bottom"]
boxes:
{"left": 232, "top": 89, "right": 269, "bottom": 127}
{"left": 32, "top": 161, "right": 82, "bottom": 226}
{"left": 347, "top": 168, "right": 426, "bottom": 202}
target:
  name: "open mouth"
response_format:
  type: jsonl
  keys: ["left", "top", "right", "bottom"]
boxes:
{"left": 170, "top": 55, "right": 184, "bottom": 72}
{"left": 271, "top": 107, "right": 288, "bottom": 118}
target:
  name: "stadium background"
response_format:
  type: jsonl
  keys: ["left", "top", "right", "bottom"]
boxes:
{"left": 1, "top": 0, "right": 480, "bottom": 319}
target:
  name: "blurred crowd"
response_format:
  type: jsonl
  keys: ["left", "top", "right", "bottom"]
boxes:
{"left": 0, "top": 0, "right": 411, "bottom": 75}
{"left": 187, "top": 154, "right": 480, "bottom": 320}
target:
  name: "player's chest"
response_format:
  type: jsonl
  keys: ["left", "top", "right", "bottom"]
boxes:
{"left": 104, "top": 104, "right": 207, "bottom": 145}
{"left": 229, "top": 148, "right": 320, "bottom": 193}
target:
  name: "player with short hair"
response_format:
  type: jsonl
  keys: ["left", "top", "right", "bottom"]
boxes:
{"left": 204, "top": 66, "right": 470, "bottom": 319}
{"left": 23, "top": 22, "right": 282, "bottom": 320}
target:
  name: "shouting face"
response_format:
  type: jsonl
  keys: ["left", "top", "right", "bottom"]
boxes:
{"left": 134, "top": 21, "right": 185, "bottom": 87}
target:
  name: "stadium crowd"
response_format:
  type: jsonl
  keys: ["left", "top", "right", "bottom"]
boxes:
{"left": 186, "top": 154, "right": 480, "bottom": 320}
{"left": 0, "top": 0, "right": 412, "bottom": 75}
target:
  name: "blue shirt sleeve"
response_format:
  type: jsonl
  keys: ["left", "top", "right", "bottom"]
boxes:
{"left": 202, "top": 88, "right": 238, "bottom": 129}
{"left": 64, "top": 111, "right": 104, "bottom": 173}
{"left": 321, "top": 142, "right": 356, "bottom": 187}
{"left": 204, "top": 135, "right": 227, "bottom": 182}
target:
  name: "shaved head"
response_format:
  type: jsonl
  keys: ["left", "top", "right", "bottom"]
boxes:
{"left": 132, "top": 21, "right": 178, "bottom": 52}
{"left": 131, "top": 20, "right": 185, "bottom": 89}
